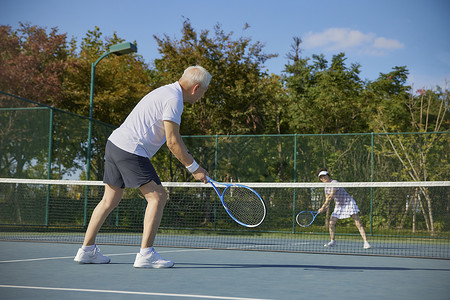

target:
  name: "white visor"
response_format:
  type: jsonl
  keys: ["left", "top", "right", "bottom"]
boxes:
{"left": 318, "top": 171, "right": 328, "bottom": 177}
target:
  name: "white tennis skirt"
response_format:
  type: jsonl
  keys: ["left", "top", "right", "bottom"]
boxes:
{"left": 332, "top": 199, "right": 360, "bottom": 219}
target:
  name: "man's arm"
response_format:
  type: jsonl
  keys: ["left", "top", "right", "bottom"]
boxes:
{"left": 164, "top": 120, "right": 208, "bottom": 183}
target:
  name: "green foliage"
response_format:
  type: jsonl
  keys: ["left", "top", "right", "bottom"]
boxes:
{"left": 0, "top": 23, "right": 68, "bottom": 104}
{"left": 365, "top": 66, "right": 412, "bottom": 132}
{"left": 153, "top": 18, "right": 279, "bottom": 135}
{"left": 61, "top": 26, "right": 152, "bottom": 126}
{"left": 284, "top": 38, "right": 367, "bottom": 134}
{"left": 2, "top": 22, "right": 447, "bottom": 138}
{"left": 0, "top": 108, "right": 51, "bottom": 178}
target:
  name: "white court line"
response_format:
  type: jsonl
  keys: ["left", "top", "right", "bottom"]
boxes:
{"left": 0, "top": 253, "right": 137, "bottom": 263}
{"left": 0, "top": 248, "right": 211, "bottom": 263}
{"left": 0, "top": 256, "right": 79, "bottom": 263}
{"left": 225, "top": 242, "right": 310, "bottom": 250}
{"left": 0, "top": 285, "right": 272, "bottom": 300}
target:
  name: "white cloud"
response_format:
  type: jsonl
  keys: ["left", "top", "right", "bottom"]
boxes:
{"left": 373, "top": 37, "right": 404, "bottom": 49}
{"left": 303, "top": 28, "right": 404, "bottom": 56}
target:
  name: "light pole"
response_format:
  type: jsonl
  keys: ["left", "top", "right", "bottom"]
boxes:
{"left": 84, "top": 42, "right": 137, "bottom": 226}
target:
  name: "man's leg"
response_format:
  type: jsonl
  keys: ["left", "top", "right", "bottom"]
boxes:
{"left": 83, "top": 184, "right": 124, "bottom": 246}
{"left": 74, "top": 184, "right": 123, "bottom": 263}
{"left": 139, "top": 181, "right": 167, "bottom": 248}
{"left": 133, "top": 181, "right": 173, "bottom": 268}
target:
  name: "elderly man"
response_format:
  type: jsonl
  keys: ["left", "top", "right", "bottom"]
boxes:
{"left": 75, "top": 66, "right": 212, "bottom": 268}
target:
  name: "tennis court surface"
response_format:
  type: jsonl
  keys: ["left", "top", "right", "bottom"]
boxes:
{"left": 1, "top": 241, "right": 449, "bottom": 300}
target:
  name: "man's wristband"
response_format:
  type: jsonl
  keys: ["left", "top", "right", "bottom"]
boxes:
{"left": 186, "top": 160, "right": 199, "bottom": 173}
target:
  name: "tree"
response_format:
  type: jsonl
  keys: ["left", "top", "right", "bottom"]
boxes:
{"left": 284, "top": 38, "right": 366, "bottom": 134}
{"left": 0, "top": 23, "right": 68, "bottom": 104}
{"left": 61, "top": 27, "right": 152, "bottom": 126}
{"left": 365, "top": 66, "right": 412, "bottom": 132}
{"left": 372, "top": 86, "right": 449, "bottom": 234}
{"left": 153, "top": 18, "right": 279, "bottom": 136}
{"left": 55, "top": 27, "right": 154, "bottom": 182}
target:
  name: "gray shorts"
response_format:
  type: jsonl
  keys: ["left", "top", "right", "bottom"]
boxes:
{"left": 103, "top": 140, "right": 161, "bottom": 188}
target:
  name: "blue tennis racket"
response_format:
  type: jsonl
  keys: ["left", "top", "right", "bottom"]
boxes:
{"left": 207, "top": 177, "right": 266, "bottom": 227}
{"left": 296, "top": 211, "right": 319, "bottom": 227}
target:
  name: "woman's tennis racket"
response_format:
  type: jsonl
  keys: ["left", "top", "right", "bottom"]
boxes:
{"left": 296, "top": 211, "right": 319, "bottom": 227}
{"left": 207, "top": 177, "right": 266, "bottom": 227}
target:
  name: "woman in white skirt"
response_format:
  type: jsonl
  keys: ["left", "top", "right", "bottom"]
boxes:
{"left": 317, "top": 168, "right": 371, "bottom": 249}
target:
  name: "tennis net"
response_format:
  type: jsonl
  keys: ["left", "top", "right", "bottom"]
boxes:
{"left": 0, "top": 178, "right": 449, "bottom": 259}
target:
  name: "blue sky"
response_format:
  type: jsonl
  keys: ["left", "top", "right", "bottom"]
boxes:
{"left": 2, "top": 0, "right": 449, "bottom": 90}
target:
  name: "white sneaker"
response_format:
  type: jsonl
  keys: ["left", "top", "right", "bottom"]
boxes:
{"left": 324, "top": 240, "right": 336, "bottom": 247}
{"left": 74, "top": 245, "right": 110, "bottom": 264}
{"left": 133, "top": 248, "right": 174, "bottom": 268}
{"left": 364, "top": 242, "right": 371, "bottom": 249}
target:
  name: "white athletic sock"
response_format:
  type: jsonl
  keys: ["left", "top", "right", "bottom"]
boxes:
{"left": 82, "top": 244, "right": 96, "bottom": 252}
{"left": 140, "top": 247, "right": 154, "bottom": 257}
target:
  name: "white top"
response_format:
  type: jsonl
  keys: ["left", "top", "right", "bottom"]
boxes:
{"left": 324, "top": 180, "right": 353, "bottom": 206}
{"left": 324, "top": 179, "right": 360, "bottom": 219}
{"left": 108, "top": 82, "right": 184, "bottom": 158}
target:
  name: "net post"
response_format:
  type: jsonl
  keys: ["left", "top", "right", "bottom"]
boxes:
{"left": 115, "top": 206, "right": 119, "bottom": 227}
{"left": 214, "top": 135, "right": 218, "bottom": 179}
{"left": 370, "top": 132, "right": 374, "bottom": 235}
{"left": 292, "top": 134, "right": 298, "bottom": 234}
{"left": 45, "top": 107, "right": 54, "bottom": 226}
{"left": 83, "top": 59, "right": 99, "bottom": 227}
{"left": 83, "top": 186, "right": 89, "bottom": 227}
{"left": 213, "top": 135, "right": 219, "bottom": 231}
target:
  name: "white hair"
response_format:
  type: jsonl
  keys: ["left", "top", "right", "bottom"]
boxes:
{"left": 180, "top": 65, "right": 212, "bottom": 88}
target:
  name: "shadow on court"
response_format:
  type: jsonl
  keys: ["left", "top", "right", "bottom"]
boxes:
{"left": 174, "top": 262, "right": 450, "bottom": 272}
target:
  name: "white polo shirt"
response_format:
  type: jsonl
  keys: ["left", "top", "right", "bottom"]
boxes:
{"left": 108, "top": 82, "right": 184, "bottom": 158}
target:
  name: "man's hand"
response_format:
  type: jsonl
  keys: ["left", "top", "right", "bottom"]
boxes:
{"left": 193, "top": 166, "right": 209, "bottom": 183}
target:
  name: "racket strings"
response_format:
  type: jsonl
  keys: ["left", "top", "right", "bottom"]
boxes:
{"left": 222, "top": 187, "right": 265, "bottom": 226}
{"left": 296, "top": 212, "right": 314, "bottom": 226}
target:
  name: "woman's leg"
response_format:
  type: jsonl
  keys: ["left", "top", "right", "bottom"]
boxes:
{"left": 329, "top": 216, "right": 338, "bottom": 241}
{"left": 352, "top": 213, "right": 368, "bottom": 242}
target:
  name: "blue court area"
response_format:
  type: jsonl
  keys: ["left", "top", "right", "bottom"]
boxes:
{"left": 1, "top": 241, "right": 449, "bottom": 300}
